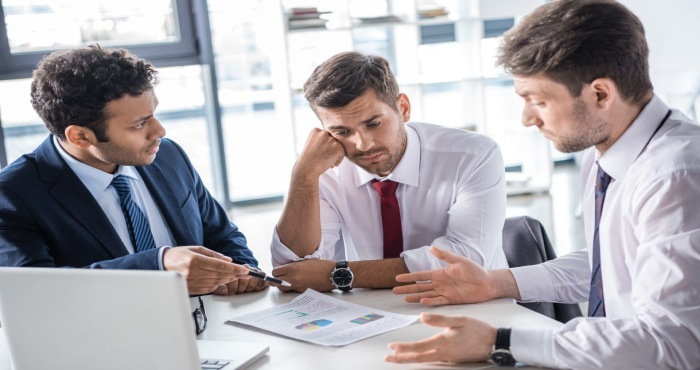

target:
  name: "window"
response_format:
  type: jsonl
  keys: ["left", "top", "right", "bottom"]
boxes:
{"left": 0, "top": 0, "right": 197, "bottom": 80}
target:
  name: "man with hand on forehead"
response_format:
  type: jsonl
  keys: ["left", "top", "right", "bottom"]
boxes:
{"left": 270, "top": 51, "right": 508, "bottom": 293}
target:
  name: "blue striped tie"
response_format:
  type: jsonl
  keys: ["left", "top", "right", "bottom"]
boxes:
{"left": 111, "top": 175, "right": 156, "bottom": 252}
{"left": 588, "top": 164, "right": 612, "bottom": 317}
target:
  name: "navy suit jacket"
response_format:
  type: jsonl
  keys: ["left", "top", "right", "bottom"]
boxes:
{"left": 0, "top": 135, "right": 258, "bottom": 270}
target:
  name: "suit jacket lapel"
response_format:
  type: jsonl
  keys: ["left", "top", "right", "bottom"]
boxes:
{"left": 36, "top": 136, "right": 128, "bottom": 258}
{"left": 137, "top": 163, "right": 197, "bottom": 245}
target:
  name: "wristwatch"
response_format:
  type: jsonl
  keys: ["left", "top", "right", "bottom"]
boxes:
{"left": 490, "top": 327, "right": 516, "bottom": 366}
{"left": 330, "top": 261, "right": 354, "bottom": 292}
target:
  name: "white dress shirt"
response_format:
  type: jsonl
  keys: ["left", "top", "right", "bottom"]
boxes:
{"left": 53, "top": 137, "right": 175, "bottom": 269}
{"left": 271, "top": 121, "right": 508, "bottom": 272}
{"left": 509, "top": 96, "right": 700, "bottom": 369}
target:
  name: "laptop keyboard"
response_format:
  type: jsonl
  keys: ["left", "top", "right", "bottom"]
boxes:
{"left": 200, "top": 359, "right": 231, "bottom": 369}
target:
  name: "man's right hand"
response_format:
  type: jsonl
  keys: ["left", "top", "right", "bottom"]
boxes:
{"left": 392, "top": 246, "right": 520, "bottom": 305}
{"left": 294, "top": 128, "right": 345, "bottom": 178}
{"left": 162, "top": 246, "right": 250, "bottom": 295}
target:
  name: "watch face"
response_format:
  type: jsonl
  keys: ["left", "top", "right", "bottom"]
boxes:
{"left": 491, "top": 350, "right": 516, "bottom": 366}
{"left": 332, "top": 268, "right": 353, "bottom": 287}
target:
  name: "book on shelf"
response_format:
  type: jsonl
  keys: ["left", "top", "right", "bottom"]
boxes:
{"left": 288, "top": 17, "right": 329, "bottom": 30}
{"left": 286, "top": 7, "right": 331, "bottom": 30}
{"left": 417, "top": 0, "right": 449, "bottom": 19}
{"left": 354, "top": 15, "right": 402, "bottom": 24}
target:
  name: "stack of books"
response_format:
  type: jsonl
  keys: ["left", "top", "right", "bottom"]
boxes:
{"left": 287, "top": 7, "right": 330, "bottom": 30}
{"left": 417, "top": 1, "right": 449, "bottom": 19}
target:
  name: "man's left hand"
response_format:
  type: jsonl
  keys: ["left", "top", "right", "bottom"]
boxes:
{"left": 272, "top": 259, "right": 336, "bottom": 292}
{"left": 385, "top": 313, "right": 496, "bottom": 364}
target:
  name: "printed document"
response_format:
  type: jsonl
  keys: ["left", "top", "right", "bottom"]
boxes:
{"left": 226, "top": 289, "right": 419, "bottom": 346}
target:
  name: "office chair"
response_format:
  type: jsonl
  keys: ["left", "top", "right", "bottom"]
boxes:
{"left": 502, "top": 216, "right": 583, "bottom": 323}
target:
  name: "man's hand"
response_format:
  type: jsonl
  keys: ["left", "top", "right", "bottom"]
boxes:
{"left": 385, "top": 313, "right": 496, "bottom": 364}
{"left": 271, "top": 259, "right": 336, "bottom": 293}
{"left": 391, "top": 246, "right": 501, "bottom": 305}
{"left": 212, "top": 275, "right": 268, "bottom": 295}
{"left": 162, "top": 246, "right": 250, "bottom": 295}
{"left": 294, "top": 128, "right": 345, "bottom": 178}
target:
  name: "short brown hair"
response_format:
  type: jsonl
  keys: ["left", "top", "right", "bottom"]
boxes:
{"left": 303, "top": 51, "right": 400, "bottom": 113}
{"left": 497, "top": 0, "right": 652, "bottom": 105}
{"left": 30, "top": 44, "right": 158, "bottom": 141}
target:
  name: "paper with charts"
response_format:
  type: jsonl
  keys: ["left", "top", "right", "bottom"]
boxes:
{"left": 227, "top": 289, "right": 419, "bottom": 346}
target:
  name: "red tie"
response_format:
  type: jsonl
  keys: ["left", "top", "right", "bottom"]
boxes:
{"left": 371, "top": 179, "right": 403, "bottom": 258}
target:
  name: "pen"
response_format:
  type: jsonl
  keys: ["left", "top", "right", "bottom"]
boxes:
{"left": 247, "top": 270, "right": 292, "bottom": 287}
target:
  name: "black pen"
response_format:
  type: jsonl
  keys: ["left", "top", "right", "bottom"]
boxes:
{"left": 247, "top": 269, "right": 291, "bottom": 287}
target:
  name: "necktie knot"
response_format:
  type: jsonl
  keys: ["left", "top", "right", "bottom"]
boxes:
{"left": 595, "top": 165, "right": 612, "bottom": 195}
{"left": 111, "top": 175, "right": 131, "bottom": 195}
{"left": 372, "top": 179, "right": 399, "bottom": 197}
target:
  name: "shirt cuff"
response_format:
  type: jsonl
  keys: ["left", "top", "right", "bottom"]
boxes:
{"left": 270, "top": 228, "right": 323, "bottom": 266}
{"left": 510, "top": 327, "right": 556, "bottom": 368}
{"left": 158, "top": 246, "right": 171, "bottom": 271}
{"left": 510, "top": 264, "right": 557, "bottom": 302}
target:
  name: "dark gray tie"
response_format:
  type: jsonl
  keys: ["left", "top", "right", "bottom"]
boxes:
{"left": 588, "top": 164, "right": 612, "bottom": 317}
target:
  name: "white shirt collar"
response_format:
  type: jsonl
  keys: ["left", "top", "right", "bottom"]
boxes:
{"left": 52, "top": 136, "right": 141, "bottom": 199}
{"left": 353, "top": 124, "right": 420, "bottom": 188}
{"left": 596, "top": 94, "right": 669, "bottom": 182}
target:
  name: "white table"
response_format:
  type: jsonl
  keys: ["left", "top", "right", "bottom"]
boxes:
{"left": 0, "top": 288, "right": 562, "bottom": 369}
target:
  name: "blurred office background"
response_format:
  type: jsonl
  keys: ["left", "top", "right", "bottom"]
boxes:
{"left": 1, "top": 0, "right": 698, "bottom": 271}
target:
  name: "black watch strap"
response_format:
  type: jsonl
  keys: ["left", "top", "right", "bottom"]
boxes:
{"left": 336, "top": 260, "right": 349, "bottom": 269}
{"left": 495, "top": 327, "right": 511, "bottom": 350}
{"left": 491, "top": 327, "right": 516, "bottom": 366}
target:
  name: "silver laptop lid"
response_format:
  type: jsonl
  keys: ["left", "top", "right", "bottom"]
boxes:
{"left": 0, "top": 268, "right": 200, "bottom": 370}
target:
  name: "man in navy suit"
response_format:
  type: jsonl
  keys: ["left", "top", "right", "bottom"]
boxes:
{"left": 0, "top": 45, "right": 266, "bottom": 296}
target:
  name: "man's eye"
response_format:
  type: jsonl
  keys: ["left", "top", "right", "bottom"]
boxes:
{"left": 367, "top": 122, "right": 380, "bottom": 128}
{"left": 334, "top": 130, "right": 349, "bottom": 136}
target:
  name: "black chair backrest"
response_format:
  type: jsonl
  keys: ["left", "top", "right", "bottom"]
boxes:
{"left": 502, "top": 216, "right": 583, "bottom": 323}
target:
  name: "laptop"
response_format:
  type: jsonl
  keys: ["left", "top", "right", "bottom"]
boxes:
{"left": 0, "top": 268, "right": 269, "bottom": 370}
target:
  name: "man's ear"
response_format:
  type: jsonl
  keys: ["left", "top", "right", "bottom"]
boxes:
{"left": 588, "top": 78, "right": 617, "bottom": 110}
{"left": 64, "top": 125, "right": 95, "bottom": 149}
{"left": 397, "top": 93, "right": 411, "bottom": 122}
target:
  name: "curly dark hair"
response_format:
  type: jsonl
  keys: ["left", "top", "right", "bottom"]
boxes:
{"left": 303, "top": 51, "right": 400, "bottom": 113}
{"left": 497, "top": 0, "right": 652, "bottom": 105}
{"left": 30, "top": 44, "right": 159, "bottom": 141}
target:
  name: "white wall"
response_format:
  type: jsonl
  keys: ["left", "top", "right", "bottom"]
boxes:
{"left": 619, "top": 0, "right": 700, "bottom": 116}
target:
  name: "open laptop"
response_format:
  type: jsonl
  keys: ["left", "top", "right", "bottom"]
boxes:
{"left": 0, "top": 268, "right": 269, "bottom": 370}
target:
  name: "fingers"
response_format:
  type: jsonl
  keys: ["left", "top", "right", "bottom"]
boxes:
{"left": 332, "top": 155, "right": 344, "bottom": 168}
{"left": 249, "top": 277, "right": 269, "bottom": 292}
{"left": 276, "top": 285, "right": 295, "bottom": 292}
{"left": 271, "top": 265, "right": 286, "bottom": 277}
{"left": 187, "top": 246, "right": 233, "bottom": 262}
{"left": 398, "top": 290, "right": 438, "bottom": 303}
{"left": 213, "top": 284, "right": 229, "bottom": 295}
{"left": 418, "top": 296, "right": 450, "bottom": 306}
{"left": 429, "top": 246, "right": 468, "bottom": 264}
{"left": 197, "top": 257, "right": 249, "bottom": 276}
{"left": 395, "top": 270, "right": 433, "bottom": 283}
{"left": 419, "top": 313, "right": 469, "bottom": 328}
{"left": 385, "top": 349, "right": 440, "bottom": 364}
{"left": 388, "top": 336, "right": 442, "bottom": 356}
{"left": 392, "top": 282, "right": 434, "bottom": 295}
{"left": 165, "top": 247, "right": 253, "bottom": 294}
